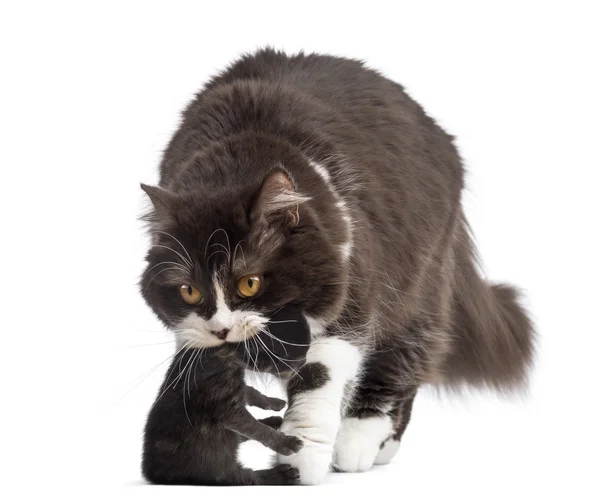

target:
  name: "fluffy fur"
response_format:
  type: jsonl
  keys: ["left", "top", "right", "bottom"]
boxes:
{"left": 139, "top": 48, "right": 535, "bottom": 483}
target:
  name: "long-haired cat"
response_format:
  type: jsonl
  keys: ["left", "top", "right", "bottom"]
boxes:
{"left": 140, "top": 48, "right": 535, "bottom": 484}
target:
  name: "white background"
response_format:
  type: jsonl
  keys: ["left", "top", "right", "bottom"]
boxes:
{"left": 1, "top": 1, "right": 599, "bottom": 500}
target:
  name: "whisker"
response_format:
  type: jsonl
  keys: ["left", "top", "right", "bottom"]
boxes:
{"left": 204, "top": 228, "right": 221, "bottom": 258}
{"left": 209, "top": 242, "right": 229, "bottom": 256}
{"left": 186, "top": 350, "right": 200, "bottom": 399}
{"left": 174, "top": 348, "right": 200, "bottom": 388}
{"left": 252, "top": 331, "right": 262, "bottom": 374}
{"left": 144, "top": 267, "right": 187, "bottom": 291}
{"left": 256, "top": 335, "right": 283, "bottom": 382}
{"left": 193, "top": 349, "right": 203, "bottom": 389}
{"left": 256, "top": 335, "right": 302, "bottom": 378}
{"left": 243, "top": 324, "right": 259, "bottom": 373}
{"left": 121, "top": 339, "right": 192, "bottom": 403}
{"left": 184, "top": 350, "right": 193, "bottom": 399}
{"left": 142, "top": 261, "right": 188, "bottom": 281}
{"left": 261, "top": 326, "right": 288, "bottom": 355}
{"left": 206, "top": 249, "right": 228, "bottom": 265}
{"left": 169, "top": 349, "right": 198, "bottom": 428}
{"left": 242, "top": 325, "right": 250, "bottom": 369}
{"left": 222, "top": 229, "right": 231, "bottom": 263}
{"left": 152, "top": 230, "right": 194, "bottom": 266}
{"left": 152, "top": 341, "right": 196, "bottom": 405}
{"left": 251, "top": 337, "right": 260, "bottom": 374}
{"left": 151, "top": 244, "right": 192, "bottom": 270}
{"left": 269, "top": 305, "right": 286, "bottom": 317}
{"left": 258, "top": 333, "right": 308, "bottom": 362}
{"left": 259, "top": 328, "right": 311, "bottom": 347}
{"left": 121, "top": 353, "right": 175, "bottom": 397}
{"left": 233, "top": 240, "right": 247, "bottom": 270}
{"left": 204, "top": 228, "right": 231, "bottom": 263}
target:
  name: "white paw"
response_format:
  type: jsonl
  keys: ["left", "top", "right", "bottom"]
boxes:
{"left": 333, "top": 416, "right": 393, "bottom": 472}
{"left": 374, "top": 438, "right": 401, "bottom": 465}
{"left": 277, "top": 423, "right": 334, "bottom": 485}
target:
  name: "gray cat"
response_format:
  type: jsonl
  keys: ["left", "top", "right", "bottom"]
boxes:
{"left": 140, "top": 48, "right": 535, "bottom": 484}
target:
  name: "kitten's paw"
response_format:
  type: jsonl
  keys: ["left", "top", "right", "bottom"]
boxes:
{"left": 265, "top": 397, "right": 287, "bottom": 411}
{"left": 259, "top": 415, "right": 283, "bottom": 429}
{"left": 271, "top": 464, "right": 301, "bottom": 485}
{"left": 276, "top": 435, "right": 304, "bottom": 456}
{"left": 255, "top": 464, "right": 300, "bottom": 485}
{"left": 333, "top": 416, "right": 393, "bottom": 472}
{"left": 276, "top": 464, "right": 301, "bottom": 484}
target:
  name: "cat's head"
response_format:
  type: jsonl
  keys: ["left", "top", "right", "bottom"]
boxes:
{"left": 140, "top": 152, "right": 350, "bottom": 353}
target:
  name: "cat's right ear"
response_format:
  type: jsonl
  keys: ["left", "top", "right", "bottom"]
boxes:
{"left": 140, "top": 183, "right": 177, "bottom": 223}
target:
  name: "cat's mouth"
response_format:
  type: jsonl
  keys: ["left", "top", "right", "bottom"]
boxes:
{"left": 224, "top": 314, "right": 269, "bottom": 343}
{"left": 174, "top": 313, "right": 268, "bottom": 349}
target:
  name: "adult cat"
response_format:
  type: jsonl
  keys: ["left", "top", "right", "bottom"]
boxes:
{"left": 140, "top": 48, "right": 534, "bottom": 484}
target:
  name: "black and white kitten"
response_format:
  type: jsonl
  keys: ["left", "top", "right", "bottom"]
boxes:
{"left": 142, "top": 305, "right": 310, "bottom": 485}
{"left": 140, "top": 49, "right": 535, "bottom": 484}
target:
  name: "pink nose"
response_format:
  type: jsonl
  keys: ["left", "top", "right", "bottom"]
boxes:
{"left": 212, "top": 329, "right": 229, "bottom": 340}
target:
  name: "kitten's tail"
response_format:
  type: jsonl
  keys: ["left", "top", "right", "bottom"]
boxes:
{"left": 443, "top": 226, "right": 536, "bottom": 393}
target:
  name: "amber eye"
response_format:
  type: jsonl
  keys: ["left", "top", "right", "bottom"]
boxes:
{"left": 237, "top": 275, "right": 263, "bottom": 298}
{"left": 179, "top": 285, "right": 202, "bottom": 305}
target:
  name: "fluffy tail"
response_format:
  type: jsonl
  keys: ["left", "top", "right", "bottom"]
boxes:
{"left": 443, "top": 227, "right": 536, "bottom": 392}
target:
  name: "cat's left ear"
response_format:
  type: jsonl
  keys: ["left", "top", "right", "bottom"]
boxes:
{"left": 140, "top": 183, "right": 178, "bottom": 222}
{"left": 250, "top": 170, "right": 310, "bottom": 229}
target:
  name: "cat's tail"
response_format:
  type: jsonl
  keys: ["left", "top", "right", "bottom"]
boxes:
{"left": 442, "top": 224, "right": 536, "bottom": 393}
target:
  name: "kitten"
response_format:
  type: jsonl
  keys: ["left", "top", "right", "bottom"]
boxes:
{"left": 140, "top": 48, "right": 535, "bottom": 483}
{"left": 142, "top": 305, "right": 310, "bottom": 485}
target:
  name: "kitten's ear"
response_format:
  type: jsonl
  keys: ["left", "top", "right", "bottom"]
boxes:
{"left": 250, "top": 170, "right": 309, "bottom": 228}
{"left": 140, "top": 183, "right": 177, "bottom": 222}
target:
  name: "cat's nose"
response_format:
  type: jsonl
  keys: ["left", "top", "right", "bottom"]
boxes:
{"left": 212, "top": 328, "right": 229, "bottom": 340}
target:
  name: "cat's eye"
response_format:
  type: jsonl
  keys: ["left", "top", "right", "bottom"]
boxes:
{"left": 237, "top": 275, "right": 262, "bottom": 298}
{"left": 179, "top": 285, "right": 202, "bottom": 305}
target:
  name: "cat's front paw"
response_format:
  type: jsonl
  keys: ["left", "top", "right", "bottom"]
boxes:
{"left": 265, "top": 396, "right": 287, "bottom": 411}
{"left": 276, "top": 435, "right": 304, "bottom": 456}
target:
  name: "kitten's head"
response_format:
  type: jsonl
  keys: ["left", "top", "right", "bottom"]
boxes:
{"left": 140, "top": 150, "right": 349, "bottom": 353}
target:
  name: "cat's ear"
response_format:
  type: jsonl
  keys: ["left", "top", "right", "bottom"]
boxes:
{"left": 140, "top": 183, "right": 178, "bottom": 222}
{"left": 250, "top": 170, "right": 310, "bottom": 229}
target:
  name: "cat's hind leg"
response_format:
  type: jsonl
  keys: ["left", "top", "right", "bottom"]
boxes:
{"left": 333, "top": 391, "right": 416, "bottom": 472}
{"left": 374, "top": 393, "right": 416, "bottom": 465}
{"left": 195, "top": 464, "right": 299, "bottom": 485}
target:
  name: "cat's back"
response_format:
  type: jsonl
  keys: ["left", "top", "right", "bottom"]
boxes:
{"left": 203, "top": 48, "right": 431, "bottom": 133}
{"left": 170, "top": 49, "right": 461, "bottom": 190}
{"left": 206, "top": 48, "right": 387, "bottom": 97}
